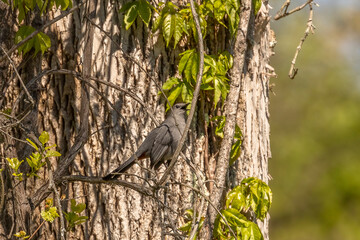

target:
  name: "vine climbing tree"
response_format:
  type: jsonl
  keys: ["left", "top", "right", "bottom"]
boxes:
{"left": 0, "top": 0, "right": 290, "bottom": 238}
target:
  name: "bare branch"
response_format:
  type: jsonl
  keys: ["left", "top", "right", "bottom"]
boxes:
{"left": 28, "top": 221, "right": 45, "bottom": 240}
{"left": 0, "top": 128, "right": 30, "bottom": 145}
{"left": 0, "top": 46, "right": 34, "bottom": 105}
{"left": 274, "top": 0, "right": 313, "bottom": 20}
{"left": 288, "top": 3, "right": 315, "bottom": 79}
{"left": 61, "top": 175, "right": 153, "bottom": 196}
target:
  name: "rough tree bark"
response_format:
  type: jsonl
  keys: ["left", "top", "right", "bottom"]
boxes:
{"left": 0, "top": 0, "right": 275, "bottom": 239}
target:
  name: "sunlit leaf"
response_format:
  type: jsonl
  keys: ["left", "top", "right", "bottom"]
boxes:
{"left": 253, "top": 0, "right": 262, "bottom": 15}
{"left": 162, "top": 77, "right": 180, "bottom": 90}
{"left": 39, "top": 131, "right": 49, "bottom": 145}
{"left": 26, "top": 138, "right": 39, "bottom": 150}
{"left": 230, "top": 139, "right": 241, "bottom": 165}
{"left": 123, "top": 2, "right": 138, "bottom": 30}
{"left": 45, "top": 150, "right": 62, "bottom": 158}
{"left": 137, "top": 0, "right": 152, "bottom": 26}
{"left": 41, "top": 206, "right": 59, "bottom": 222}
{"left": 15, "top": 26, "right": 36, "bottom": 55}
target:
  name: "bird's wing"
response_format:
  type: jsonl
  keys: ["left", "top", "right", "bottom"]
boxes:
{"left": 150, "top": 124, "right": 172, "bottom": 169}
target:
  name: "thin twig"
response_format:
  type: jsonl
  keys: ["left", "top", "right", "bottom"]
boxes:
{"left": 288, "top": 3, "right": 315, "bottom": 79}
{"left": 0, "top": 104, "right": 34, "bottom": 130}
{"left": 188, "top": 195, "right": 205, "bottom": 240}
{"left": 61, "top": 175, "right": 153, "bottom": 196}
{"left": 0, "top": 3, "right": 82, "bottom": 63}
{"left": 28, "top": 220, "right": 46, "bottom": 240}
{"left": 1, "top": 46, "right": 34, "bottom": 105}
{"left": 0, "top": 156, "right": 5, "bottom": 218}
{"left": 274, "top": 0, "right": 313, "bottom": 20}
{"left": 84, "top": 15, "right": 176, "bottom": 114}
{"left": 0, "top": 128, "right": 30, "bottom": 145}
{"left": 84, "top": 81, "right": 137, "bottom": 155}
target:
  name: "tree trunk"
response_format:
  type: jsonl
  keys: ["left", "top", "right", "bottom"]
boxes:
{"left": 0, "top": 0, "right": 274, "bottom": 239}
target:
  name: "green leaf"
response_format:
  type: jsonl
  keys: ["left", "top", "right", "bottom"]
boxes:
{"left": 36, "top": 0, "right": 48, "bottom": 15}
{"left": 179, "top": 49, "right": 195, "bottom": 76}
{"left": 240, "top": 177, "right": 272, "bottom": 220}
{"left": 39, "top": 131, "right": 49, "bottom": 145}
{"left": 230, "top": 139, "right": 241, "bottom": 165}
{"left": 154, "top": 1, "right": 186, "bottom": 48}
{"left": 15, "top": 26, "right": 36, "bottom": 55}
{"left": 14, "top": 230, "right": 30, "bottom": 239}
{"left": 225, "top": 0, "right": 240, "bottom": 36}
{"left": 45, "top": 144, "right": 57, "bottom": 150}
{"left": 41, "top": 206, "right": 59, "bottom": 222}
{"left": 137, "top": 0, "right": 152, "bottom": 26}
{"left": 26, "top": 138, "right": 39, "bottom": 150}
{"left": 12, "top": 172, "right": 24, "bottom": 181}
{"left": 162, "top": 77, "right": 180, "bottom": 90}
{"left": 173, "top": 13, "right": 184, "bottom": 48}
{"left": 200, "top": 82, "right": 214, "bottom": 90}
{"left": 152, "top": 14, "right": 163, "bottom": 32}
{"left": 71, "top": 199, "right": 86, "bottom": 213}
{"left": 178, "top": 220, "right": 192, "bottom": 232}
{"left": 56, "top": 0, "right": 71, "bottom": 10}
{"left": 191, "top": 53, "right": 199, "bottom": 83}
{"left": 15, "top": 25, "right": 51, "bottom": 56}
{"left": 222, "top": 208, "right": 248, "bottom": 227}
{"left": 166, "top": 84, "right": 183, "bottom": 109}
{"left": 212, "top": 116, "right": 226, "bottom": 138}
{"left": 35, "top": 32, "right": 51, "bottom": 55}
{"left": 213, "top": 0, "right": 226, "bottom": 23}
{"left": 45, "top": 150, "right": 62, "bottom": 158}
{"left": 123, "top": 2, "right": 138, "bottom": 30}
{"left": 179, "top": 49, "right": 198, "bottom": 83}
{"left": 214, "top": 77, "right": 222, "bottom": 109}
{"left": 6, "top": 157, "right": 23, "bottom": 172}
{"left": 234, "top": 124, "right": 242, "bottom": 140}
{"left": 253, "top": 0, "right": 262, "bottom": 15}
{"left": 204, "top": 55, "right": 217, "bottom": 75}
{"left": 162, "top": 12, "right": 173, "bottom": 47}
{"left": 181, "top": 81, "right": 193, "bottom": 103}
{"left": 24, "top": 0, "right": 36, "bottom": 10}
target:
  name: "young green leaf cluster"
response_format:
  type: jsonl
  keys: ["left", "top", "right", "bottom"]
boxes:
{"left": 6, "top": 157, "right": 24, "bottom": 181}
{"left": 5, "top": 131, "right": 61, "bottom": 179}
{"left": 162, "top": 50, "right": 232, "bottom": 109}
{"left": 13, "top": 230, "right": 30, "bottom": 239}
{"left": 63, "top": 199, "right": 89, "bottom": 231}
{"left": 26, "top": 131, "right": 62, "bottom": 178}
{"left": 214, "top": 177, "right": 272, "bottom": 239}
{"left": 41, "top": 198, "right": 60, "bottom": 223}
{"left": 120, "top": 0, "right": 242, "bottom": 47}
{"left": 120, "top": 0, "right": 153, "bottom": 30}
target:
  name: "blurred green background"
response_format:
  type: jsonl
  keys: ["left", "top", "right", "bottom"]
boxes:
{"left": 269, "top": 1, "right": 360, "bottom": 240}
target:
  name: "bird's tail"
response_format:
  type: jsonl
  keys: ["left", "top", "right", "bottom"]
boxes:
{"left": 102, "top": 156, "right": 136, "bottom": 180}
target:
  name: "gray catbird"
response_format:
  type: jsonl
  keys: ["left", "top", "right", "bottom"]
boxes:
{"left": 103, "top": 103, "right": 189, "bottom": 180}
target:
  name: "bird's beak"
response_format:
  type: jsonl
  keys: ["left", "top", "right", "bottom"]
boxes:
{"left": 182, "top": 103, "right": 190, "bottom": 109}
